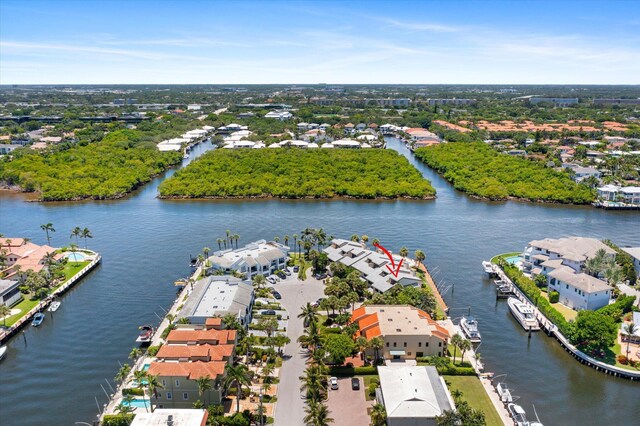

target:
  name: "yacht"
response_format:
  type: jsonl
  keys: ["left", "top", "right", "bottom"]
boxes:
{"left": 48, "top": 301, "right": 61, "bottom": 312}
{"left": 32, "top": 313, "right": 45, "bottom": 327}
{"left": 0, "top": 345, "right": 7, "bottom": 361}
{"left": 496, "top": 381, "right": 513, "bottom": 403}
{"left": 136, "top": 325, "right": 154, "bottom": 343}
{"left": 508, "top": 403, "right": 529, "bottom": 426}
{"left": 507, "top": 297, "right": 540, "bottom": 331}
{"left": 460, "top": 316, "right": 482, "bottom": 343}
{"left": 482, "top": 261, "right": 495, "bottom": 275}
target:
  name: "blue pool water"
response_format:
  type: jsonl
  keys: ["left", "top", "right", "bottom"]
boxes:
{"left": 122, "top": 398, "right": 148, "bottom": 408}
{"left": 64, "top": 252, "right": 86, "bottom": 262}
{"left": 142, "top": 363, "right": 150, "bottom": 372}
{"left": 505, "top": 255, "right": 522, "bottom": 265}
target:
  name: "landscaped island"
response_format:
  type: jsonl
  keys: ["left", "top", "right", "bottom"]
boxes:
{"left": 159, "top": 149, "right": 436, "bottom": 199}
{"left": 414, "top": 142, "right": 595, "bottom": 203}
{"left": 0, "top": 129, "right": 182, "bottom": 201}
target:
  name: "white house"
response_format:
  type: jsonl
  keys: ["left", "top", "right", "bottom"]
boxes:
{"left": 597, "top": 185, "right": 640, "bottom": 205}
{"left": 207, "top": 240, "right": 289, "bottom": 279}
{"left": 264, "top": 110, "right": 293, "bottom": 120}
{"left": 377, "top": 365, "right": 455, "bottom": 426}
{"left": 621, "top": 247, "right": 640, "bottom": 277}
{"left": 547, "top": 266, "right": 611, "bottom": 311}
{"left": 0, "top": 279, "right": 22, "bottom": 307}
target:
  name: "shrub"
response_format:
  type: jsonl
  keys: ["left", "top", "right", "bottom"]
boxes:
{"left": 617, "top": 355, "right": 628, "bottom": 365}
{"left": 146, "top": 345, "right": 161, "bottom": 356}
{"left": 102, "top": 414, "right": 135, "bottom": 426}
{"left": 598, "top": 295, "right": 636, "bottom": 322}
{"left": 122, "top": 387, "right": 144, "bottom": 396}
{"left": 549, "top": 291, "right": 560, "bottom": 303}
{"left": 328, "top": 366, "right": 378, "bottom": 376}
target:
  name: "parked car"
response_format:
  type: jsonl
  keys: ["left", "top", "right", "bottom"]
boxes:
{"left": 330, "top": 377, "right": 338, "bottom": 390}
{"left": 277, "top": 271, "right": 287, "bottom": 279}
{"left": 285, "top": 269, "right": 292, "bottom": 276}
{"left": 272, "top": 290, "right": 282, "bottom": 300}
{"left": 351, "top": 377, "right": 360, "bottom": 390}
{"left": 267, "top": 277, "right": 276, "bottom": 284}
{"left": 293, "top": 266, "right": 299, "bottom": 272}
{"left": 315, "top": 273, "right": 327, "bottom": 279}
{"left": 262, "top": 310, "right": 276, "bottom": 316}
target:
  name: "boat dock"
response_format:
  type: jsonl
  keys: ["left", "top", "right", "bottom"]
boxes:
{"left": 491, "top": 262, "right": 640, "bottom": 381}
{"left": 0, "top": 252, "right": 102, "bottom": 345}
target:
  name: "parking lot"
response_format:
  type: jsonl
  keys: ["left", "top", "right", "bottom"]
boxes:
{"left": 326, "top": 376, "right": 373, "bottom": 426}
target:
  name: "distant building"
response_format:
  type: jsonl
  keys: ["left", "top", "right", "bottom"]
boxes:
{"left": 593, "top": 99, "right": 640, "bottom": 106}
{"left": 405, "top": 128, "right": 441, "bottom": 143}
{"left": 264, "top": 110, "right": 293, "bottom": 120}
{"left": 620, "top": 247, "right": 640, "bottom": 277}
{"left": 177, "top": 275, "right": 254, "bottom": 326}
{"left": 427, "top": 99, "right": 476, "bottom": 106}
{"left": 0, "top": 238, "right": 61, "bottom": 279}
{"left": 207, "top": 240, "right": 289, "bottom": 280}
{"left": 351, "top": 305, "right": 450, "bottom": 360}
{"left": 366, "top": 98, "right": 411, "bottom": 107}
{"left": 377, "top": 365, "right": 455, "bottom": 426}
{"left": 0, "top": 144, "right": 21, "bottom": 155}
{"left": 529, "top": 97, "right": 579, "bottom": 107}
{"left": 597, "top": 185, "right": 640, "bottom": 205}
{"left": 129, "top": 409, "right": 209, "bottom": 426}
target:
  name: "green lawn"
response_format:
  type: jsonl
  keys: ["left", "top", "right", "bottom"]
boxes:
{"left": 540, "top": 293, "right": 577, "bottom": 321}
{"left": 490, "top": 252, "right": 520, "bottom": 264}
{"left": 59, "top": 260, "right": 91, "bottom": 284}
{"left": 359, "top": 375, "right": 379, "bottom": 401}
{"left": 3, "top": 296, "right": 40, "bottom": 327}
{"left": 444, "top": 375, "right": 503, "bottom": 426}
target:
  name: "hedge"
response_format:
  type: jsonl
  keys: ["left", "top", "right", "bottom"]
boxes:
{"left": 122, "top": 387, "right": 144, "bottom": 396}
{"left": 102, "top": 414, "right": 135, "bottom": 426}
{"left": 328, "top": 366, "right": 378, "bottom": 376}
{"left": 147, "top": 345, "right": 161, "bottom": 356}
{"left": 549, "top": 291, "right": 560, "bottom": 304}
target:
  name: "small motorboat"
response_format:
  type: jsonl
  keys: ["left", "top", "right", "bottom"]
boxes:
{"left": 48, "top": 301, "right": 61, "bottom": 312}
{"left": 0, "top": 345, "right": 7, "bottom": 361}
{"left": 32, "top": 313, "right": 45, "bottom": 327}
{"left": 136, "top": 325, "right": 154, "bottom": 343}
{"left": 460, "top": 316, "right": 482, "bottom": 343}
{"left": 482, "top": 261, "right": 496, "bottom": 276}
{"left": 508, "top": 403, "right": 529, "bottom": 426}
{"left": 496, "top": 381, "right": 513, "bottom": 403}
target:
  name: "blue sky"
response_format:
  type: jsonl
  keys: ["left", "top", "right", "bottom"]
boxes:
{"left": 1, "top": 0, "right": 639, "bottom": 84}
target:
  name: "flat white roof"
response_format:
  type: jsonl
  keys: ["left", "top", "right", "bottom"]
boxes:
{"left": 130, "top": 408, "right": 207, "bottom": 426}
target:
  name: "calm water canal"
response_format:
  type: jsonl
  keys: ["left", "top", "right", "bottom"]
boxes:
{"left": 0, "top": 138, "right": 638, "bottom": 425}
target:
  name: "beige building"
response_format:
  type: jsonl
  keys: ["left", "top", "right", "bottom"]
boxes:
{"left": 351, "top": 305, "right": 450, "bottom": 360}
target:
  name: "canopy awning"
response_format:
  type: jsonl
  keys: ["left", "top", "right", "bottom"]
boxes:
{"left": 389, "top": 350, "right": 406, "bottom": 356}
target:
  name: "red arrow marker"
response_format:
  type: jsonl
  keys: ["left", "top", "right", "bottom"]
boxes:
{"left": 373, "top": 242, "right": 404, "bottom": 278}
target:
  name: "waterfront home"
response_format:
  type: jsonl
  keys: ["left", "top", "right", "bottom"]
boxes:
{"left": 547, "top": 266, "right": 612, "bottom": 311}
{"left": 405, "top": 128, "right": 441, "bottom": 143}
{"left": 207, "top": 240, "right": 289, "bottom": 280}
{"left": 177, "top": 276, "right": 254, "bottom": 326}
{"left": 147, "top": 361, "right": 226, "bottom": 408}
{"left": 620, "top": 247, "right": 640, "bottom": 277}
{"left": 129, "top": 408, "right": 208, "bottom": 426}
{"left": 377, "top": 365, "right": 455, "bottom": 426}
{"left": 0, "top": 279, "right": 22, "bottom": 307}
{"left": 0, "top": 144, "right": 21, "bottom": 155}
{"left": 0, "top": 238, "right": 61, "bottom": 279}
{"left": 523, "top": 237, "right": 615, "bottom": 276}
{"left": 597, "top": 185, "right": 640, "bottom": 205}
{"left": 332, "top": 138, "right": 362, "bottom": 148}
{"left": 351, "top": 305, "right": 450, "bottom": 360}
{"left": 323, "top": 239, "right": 421, "bottom": 293}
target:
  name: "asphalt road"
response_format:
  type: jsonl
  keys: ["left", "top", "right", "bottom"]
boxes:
{"left": 271, "top": 271, "right": 326, "bottom": 426}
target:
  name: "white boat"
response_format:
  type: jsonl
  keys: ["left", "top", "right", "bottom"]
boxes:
{"left": 460, "top": 316, "right": 482, "bottom": 343}
{"left": 496, "top": 382, "right": 513, "bottom": 403}
{"left": 48, "top": 301, "right": 61, "bottom": 312}
{"left": 508, "top": 297, "right": 540, "bottom": 331}
{"left": 0, "top": 345, "right": 6, "bottom": 361}
{"left": 482, "top": 261, "right": 496, "bottom": 276}
{"left": 508, "top": 403, "right": 529, "bottom": 426}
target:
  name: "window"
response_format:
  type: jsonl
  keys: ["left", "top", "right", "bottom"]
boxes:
{"left": 418, "top": 342, "right": 422, "bottom": 347}
{"left": 183, "top": 392, "right": 189, "bottom": 400}
{"left": 386, "top": 342, "right": 389, "bottom": 348}
{"left": 426, "top": 342, "right": 429, "bottom": 347}
{"left": 167, "top": 392, "right": 173, "bottom": 400}
{"left": 416, "top": 352, "right": 424, "bottom": 357}
{"left": 175, "top": 380, "right": 180, "bottom": 387}
{"left": 393, "top": 342, "right": 397, "bottom": 347}
{"left": 566, "top": 285, "right": 569, "bottom": 290}
{"left": 438, "top": 342, "right": 442, "bottom": 347}
{"left": 407, "top": 352, "right": 411, "bottom": 356}
{"left": 403, "top": 342, "right": 407, "bottom": 347}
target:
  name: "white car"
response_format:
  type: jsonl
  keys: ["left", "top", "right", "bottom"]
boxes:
{"left": 329, "top": 377, "right": 338, "bottom": 390}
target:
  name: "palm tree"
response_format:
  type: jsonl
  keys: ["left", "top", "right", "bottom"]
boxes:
{"left": 129, "top": 347, "right": 142, "bottom": 360}
{"left": 69, "top": 243, "right": 79, "bottom": 266}
{"left": 304, "top": 400, "right": 333, "bottom": 426}
{"left": 450, "top": 334, "right": 463, "bottom": 365}
{"left": 361, "top": 235, "right": 369, "bottom": 246}
{"left": 40, "top": 223, "right": 55, "bottom": 245}
{"left": 623, "top": 322, "right": 637, "bottom": 359}
{"left": 414, "top": 249, "right": 426, "bottom": 267}
{"left": 399, "top": 246, "right": 409, "bottom": 259}
{"left": 298, "top": 302, "right": 319, "bottom": 327}
{"left": 297, "top": 240, "right": 303, "bottom": 257}
{"left": 370, "top": 403, "right": 387, "bottom": 426}
{"left": 115, "top": 364, "right": 131, "bottom": 383}
{"left": 196, "top": 375, "right": 213, "bottom": 406}
{"left": 274, "top": 236, "right": 280, "bottom": 243}
{"left": 226, "top": 230, "right": 231, "bottom": 246}
{"left": 203, "top": 247, "right": 211, "bottom": 261}
{"left": 115, "top": 395, "right": 135, "bottom": 416}
{"left": 459, "top": 338, "right": 472, "bottom": 365}
{"left": 0, "top": 304, "right": 11, "bottom": 327}
{"left": 315, "top": 228, "right": 327, "bottom": 250}
{"left": 133, "top": 370, "right": 149, "bottom": 413}
{"left": 372, "top": 238, "right": 380, "bottom": 248}
{"left": 81, "top": 228, "right": 93, "bottom": 248}
{"left": 216, "top": 238, "right": 224, "bottom": 250}
{"left": 350, "top": 234, "right": 360, "bottom": 243}
{"left": 146, "top": 374, "right": 163, "bottom": 412}
{"left": 293, "top": 234, "right": 299, "bottom": 251}
{"left": 369, "top": 336, "right": 384, "bottom": 364}
{"left": 224, "top": 364, "right": 252, "bottom": 413}
{"left": 233, "top": 234, "right": 240, "bottom": 249}
{"left": 355, "top": 336, "right": 369, "bottom": 360}
{"left": 70, "top": 227, "right": 82, "bottom": 244}
{"left": 284, "top": 235, "right": 290, "bottom": 247}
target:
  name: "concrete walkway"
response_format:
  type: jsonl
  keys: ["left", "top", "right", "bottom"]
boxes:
{"left": 271, "top": 271, "right": 325, "bottom": 426}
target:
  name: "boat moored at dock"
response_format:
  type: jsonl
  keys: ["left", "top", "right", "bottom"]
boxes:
{"left": 507, "top": 297, "right": 540, "bottom": 331}
{"left": 496, "top": 381, "right": 513, "bottom": 403}
{"left": 135, "top": 325, "right": 153, "bottom": 343}
{"left": 508, "top": 403, "right": 529, "bottom": 426}
{"left": 482, "top": 261, "right": 496, "bottom": 276}
{"left": 47, "top": 301, "right": 61, "bottom": 312}
{"left": 460, "top": 316, "right": 482, "bottom": 343}
{"left": 0, "top": 345, "right": 6, "bottom": 361}
{"left": 32, "top": 313, "right": 45, "bottom": 327}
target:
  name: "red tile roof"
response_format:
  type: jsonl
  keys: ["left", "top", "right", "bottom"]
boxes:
{"left": 166, "top": 329, "right": 236, "bottom": 345}
{"left": 147, "top": 361, "right": 226, "bottom": 380}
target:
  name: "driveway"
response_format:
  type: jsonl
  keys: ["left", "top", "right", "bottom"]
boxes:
{"left": 326, "top": 377, "right": 373, "bottom": 426}
{"left": 272, "top": 271, "right": 326, "bottom": 426}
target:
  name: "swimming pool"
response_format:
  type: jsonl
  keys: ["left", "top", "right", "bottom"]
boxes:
{"left": 142, "top": 363, "right": 150, "bottom": 372}
{"left": 505, "top": 255, "right": 522, "bottom": 265}
{"left": 122, "top": 398, "right": 149, "bottom": 408}
{"left": 64, "top": 252, "right": 86, "bottom": 262}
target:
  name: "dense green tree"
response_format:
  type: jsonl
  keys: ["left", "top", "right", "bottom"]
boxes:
{"left": 570, "top": 310, "right": 618, "bottom": 352}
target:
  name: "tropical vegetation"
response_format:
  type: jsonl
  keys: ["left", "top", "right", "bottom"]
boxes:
{"left": 414, "top": 142, "right": 595, "bottom": 203}
{"left": 159, "top": 149, "right": 436, "bottom": 199}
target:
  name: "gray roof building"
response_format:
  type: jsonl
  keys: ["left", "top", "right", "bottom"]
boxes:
{"left": 178, "top": 276, "right": 254, "bottom": 325}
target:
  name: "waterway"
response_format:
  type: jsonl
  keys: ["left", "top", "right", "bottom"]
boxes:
{"left": 0, "top": 138, "right": 638, "bottom": 425}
